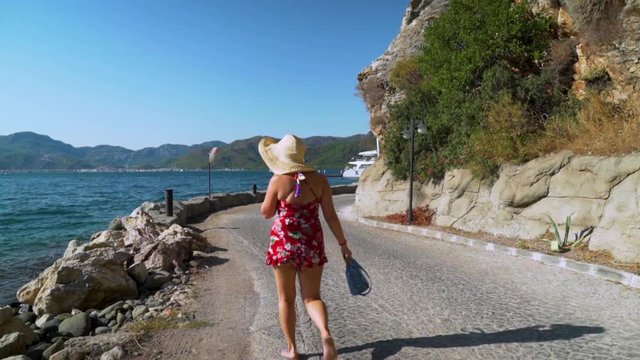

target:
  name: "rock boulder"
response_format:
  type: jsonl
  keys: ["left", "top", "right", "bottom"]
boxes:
{"left": 0, "top": 332, "right": 28, "bottom": 359}
{"left": 0, "top": 318, "right": 35, "bottom": 344}
{"left": 17, "top": 248, "right": 137, "bottom": 316}
{"left": 58, "top": 312, "right": 91, "bottom": 337}
{"left": 133, "top": 224, "right": 198, "bottom": 272}
{"left": 492, "top": 151, "right": 572, "bottom": 208}
{"left": 121, "top": 210, "right": 163, "bottom": 248}
{"left": 591, "top": 171, "right": 640, "bottom": 262}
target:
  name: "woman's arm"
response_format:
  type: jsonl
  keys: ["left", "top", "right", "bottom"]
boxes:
{"left": 319, "top": 175, "right": 352, "bottom": 258}
{"left": 260, "top": 175, "right": 280, "bottom": 219}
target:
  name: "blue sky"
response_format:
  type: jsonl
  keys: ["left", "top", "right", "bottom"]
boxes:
{"left": 0, "top": 1, "right": 407, "bottom": 150}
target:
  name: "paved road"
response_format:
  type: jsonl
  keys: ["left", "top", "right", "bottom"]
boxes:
{"left": 189, "top": 194, "right": 640, "bottom": 359}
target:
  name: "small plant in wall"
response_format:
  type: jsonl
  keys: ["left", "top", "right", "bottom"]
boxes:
{"left": 544, "top": 213, "right": 594, "bottom": 252}
{"left": 572, "top": 226, "right": 594, "bottom": 249}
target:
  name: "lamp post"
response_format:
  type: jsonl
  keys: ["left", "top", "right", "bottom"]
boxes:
{"left": 402, "top": 118, "right": 427, "bottom": 224}
{"left": 208, "top": 147, "right": 218, "bottom": 198}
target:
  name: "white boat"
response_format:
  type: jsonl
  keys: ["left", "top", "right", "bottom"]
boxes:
{"left": 342, "top": 150, "right": 378, "bottom": 178}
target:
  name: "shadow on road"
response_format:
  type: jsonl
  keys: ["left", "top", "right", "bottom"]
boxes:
{"left": 199, "top": 226, "right": 241, "bottom": 232}
{"left": 190, "top": 247, "right": 230, "bottom": 268}
{"left": 197, "top": 256, "right": 230, "bottom": 267}
{"left": 304, "top": 324, "right": 605, "bottom": 359}
{"left": 204, "top": 245, "right": 228, "bottom": 254}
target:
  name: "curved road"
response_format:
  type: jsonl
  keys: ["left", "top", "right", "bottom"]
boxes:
{"left": 149, "top": 194, "right": 640, "bottom": 360}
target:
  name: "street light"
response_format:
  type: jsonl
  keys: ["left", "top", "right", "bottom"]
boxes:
{"left": 402, "top": 118, "right": 427, "bottom": 224}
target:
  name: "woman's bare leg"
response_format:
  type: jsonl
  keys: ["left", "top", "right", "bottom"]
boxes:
{"left": 298, "top": 265, "right": 337, "bottom": 360}
{"left": 274, "top": 264, "right": 299, "bottom": 359}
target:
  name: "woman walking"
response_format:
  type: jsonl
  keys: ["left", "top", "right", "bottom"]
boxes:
{"left": 258, "top": 134, "right": 352, "bottom": 360}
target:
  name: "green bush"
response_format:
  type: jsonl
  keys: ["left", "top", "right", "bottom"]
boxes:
{"left": 383, "top": 88, "right": 437, "bottom": 179}
{"left": 419, "top": 0, "right": 552, "bottom": 94}
{"left": 385, "top": 0, "right": 573, "bottom": 179}
{"left": 467, "top": 95, "right": 534, "bottom": 177}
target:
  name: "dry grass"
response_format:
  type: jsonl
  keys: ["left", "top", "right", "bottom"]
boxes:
{"left": 541, "top": 93, "right": 640, "bottom": 156}
{"left": 579, "top": 66, "right": 608, "bottom": 82}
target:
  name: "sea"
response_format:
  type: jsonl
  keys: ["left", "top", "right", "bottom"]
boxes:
{"left": 0, "top": 170, "right": 354, "bottom": 304}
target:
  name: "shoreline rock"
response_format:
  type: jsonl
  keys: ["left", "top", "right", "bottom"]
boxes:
{"left": 2, "top": 194, "right": 216, "bottom": 359}
{"left": 3, "top": 186, "right": 358, "bottom": 358}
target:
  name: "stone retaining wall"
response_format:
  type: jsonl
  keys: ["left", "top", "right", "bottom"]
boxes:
{"left": 355, "top": 152, "right": 640, "bottom": 263}
{"left": 145, "top": 184, "right": 358, "bottom": 227}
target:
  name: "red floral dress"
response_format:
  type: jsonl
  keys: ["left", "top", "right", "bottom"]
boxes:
{"left": 266, "top": 198, "right": 327, "bottom": 271}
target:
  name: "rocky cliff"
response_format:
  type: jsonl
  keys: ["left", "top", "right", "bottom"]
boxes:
{"left": 356, "top": 0, "right": 640, "bottom": 262}
{"left": 358, "top": 0, "right": 640, "bottom": 136}
{"left": 357, "top": 0, "right": 449, "bottom": 137}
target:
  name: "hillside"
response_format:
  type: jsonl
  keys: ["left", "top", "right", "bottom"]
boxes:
{"left": 167, "top": 134, "right": 377, "bottom": 170}
{"left": 354, "top": 0, "right": 640, "bottom": 265}
{"left": 0, "top": 132, "right": 91, "bottom": 169}
{"left": 0, "top": 132, "right": 376, "bottom": 170}
{"left": 358, "top": 0, "right": 640, "bottom": 179}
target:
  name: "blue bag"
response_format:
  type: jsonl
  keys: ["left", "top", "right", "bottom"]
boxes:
{"left": 345, "top": 257, "right": 371, "bottom": 296}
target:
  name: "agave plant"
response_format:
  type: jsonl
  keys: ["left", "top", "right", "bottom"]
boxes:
{"left": 572, "top": 225, "right": 594, "bottom": 249}
{"left": 545, "top": 213, "right": 572, "bottom": 252}
{"left": 544, "top": 213, "right": 594, "bottom": 252}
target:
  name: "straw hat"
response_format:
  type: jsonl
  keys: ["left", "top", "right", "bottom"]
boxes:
{"left": 258, "top": 134, "right": 316, "bottom": 175}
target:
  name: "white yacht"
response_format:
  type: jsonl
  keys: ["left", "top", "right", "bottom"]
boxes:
{"left": 342, "top": 150, "right": 378, "bottom": 178}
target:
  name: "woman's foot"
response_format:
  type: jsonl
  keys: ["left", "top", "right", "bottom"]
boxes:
{"left": 280, "top": 348, "right": 299, "bottom": 360}
{"left": 322, "top": 336, "right": 337, "bottom": 360}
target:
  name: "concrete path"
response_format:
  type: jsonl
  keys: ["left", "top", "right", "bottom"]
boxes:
{"left": 142, "top": 194, "right": 640, "bottom": 359}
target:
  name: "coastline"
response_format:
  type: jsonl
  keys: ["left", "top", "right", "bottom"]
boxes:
{"left": 0, "top": 185, "right": 357, "bottom": 359}
{"left": 4, "top": 185, "right": 637, "bottom": 358}
{"left": 0, "top": 171, "right": 357, "bottom": 304}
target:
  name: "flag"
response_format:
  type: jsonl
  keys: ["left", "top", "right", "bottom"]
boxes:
{"left": 208, "top": 147, "right": 218, "bottom": 164}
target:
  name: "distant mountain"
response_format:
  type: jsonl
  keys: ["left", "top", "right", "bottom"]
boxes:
{"left": 0, "top": 132, "right": 91, "bottom": 169}
{"left": 305, "top": 134, "right": 377, "bottom": 169}
{"left": 166, "top": 134, "right": 377, "bottom": 170}
{"left": 125, "top": 144, "right": 192, "bottom": 168}
{"left": 0, "top": 132, "right": 224, "bottom": 170}
{"left": 77, "top": 145, "right": 133, "bottom": 168}
{"left": 168, "top": 136, "right": 263, "bottom": 170}
{"left": 0, "top": 131, "right": 376, "bottom": 170}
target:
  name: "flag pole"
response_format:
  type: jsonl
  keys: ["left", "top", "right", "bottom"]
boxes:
{"left": 208, "top": 147, "right": 218, "bottom": 199}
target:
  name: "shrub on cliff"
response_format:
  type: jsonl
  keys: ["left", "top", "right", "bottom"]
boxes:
{"left": 384, "top": 0, "right": 566, "bottom": 179}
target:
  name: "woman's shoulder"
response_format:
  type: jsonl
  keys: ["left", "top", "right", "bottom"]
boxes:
{"left": 304, "top": 171, "right": 328, "bottom": 182}
{"left": 273, "top": 173, "right": 295, "bottom": 181}
{"left": 270, "top": 174, "right": 294, "bottom": 191}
